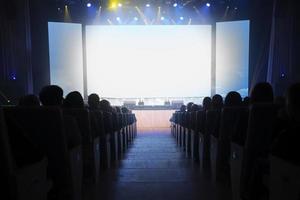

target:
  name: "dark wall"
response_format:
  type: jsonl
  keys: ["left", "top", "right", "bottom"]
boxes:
{"left": 0, "top": 0, "right": 32, "bottom": 104}
{"left": 29, "top": 0, "right": 52, "bottom": 95}
{"left": 249, "top": 0, "right": 300, "bottom": 96}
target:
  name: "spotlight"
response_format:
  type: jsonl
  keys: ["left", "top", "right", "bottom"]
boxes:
{"left": 160, "top": 16, "right": 165, "bottom": 20}
{"left": 180, "top": 16, "right": 184, "bottom": 20}
{"left": 116, "top": 17, "right": 121, "bottom": 21}
{"left": 173, "top": 3, "right": 178, "bottom": 7}
{"left": 134, "top": 17, "right": 138, "bottom": 21}
{"left": 118, "top": 3, "right": 122, "bottom": 7}
{"left": 87, "top": 3, "right": 92, "bottom": 7}
{"left": 146, "top": 3, "right": 150, "bottom": 7}
{"left": 206, "top": 2, "right": 210, "bottom": 7}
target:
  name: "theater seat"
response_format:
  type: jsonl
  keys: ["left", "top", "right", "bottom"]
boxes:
{"left": 63, "top": 108, "right": 99, "bottom": 184}
{"left": 216, "top": 107, "right": 245, "bottom": 184}
{"left": 230, "top": 109, "right": 249, "bottom": 200}
{"left": 102, "top": 111, "right": 113, "bottom": 169}
{"left": 63, "top": 115, "right": 83, "bottom": 200}
{"left": 190, "top": 111, "right": 199, "bottom": 162}
{"left": 197, "top": 111, "right": 208, "bottom": 171}
{"left": 206, "top": 110, "right": 221, "bottom": 181}
{"left": 4, "top": 107, "right": 73, "bottom": 200}
{"left": 241, "top": 104, "right": 279, "bottom": 200}
{"left": 270, "top": 156, "right": 300, "bottom": 200}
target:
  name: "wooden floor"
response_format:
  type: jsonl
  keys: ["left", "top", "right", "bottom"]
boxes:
{"left": 84, "top": 129, "right": 232, "bottom": 200}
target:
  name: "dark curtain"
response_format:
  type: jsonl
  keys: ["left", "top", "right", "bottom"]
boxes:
{"left": 267, "top": 0, "right": 299, "bottom": 96}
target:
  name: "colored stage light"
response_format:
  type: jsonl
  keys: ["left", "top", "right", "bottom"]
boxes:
{"left": 87, "top": 3, "right": 92, "bottom": 7}
{"left": 160, "top": 16, "right": 165, "bottom": 20}
{"left": 180, "top": 16, "right": 184, "bottom": 20}
{"left": 134, "top": 17, "right": 138, "bottom": 21}
{"left": 118, "top": 3, "right": 122, "bottom": 7}
{"left": 116, "top": 17, "right": 121, "bottom": 21}
{"left": 206, "top": 3, "right": 210, "bottom": 7}
{"left": 173, "top": 3, "right": 178, "bottom": 7}
{"left": 146, "top": 4, "right": 150, "bottom": 7}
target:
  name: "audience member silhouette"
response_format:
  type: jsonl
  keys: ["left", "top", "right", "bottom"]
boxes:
{"left": 63, "top": 91, "right": 84, "bottom": 108}
{"left": 18, "top": 95, "right": 40, "bottom": 106}
{"left": 250, "top": 82, "right": 274, "bottom": 104}
{"left": 272, "top": 83, "right": 300, "bottom": 165}
{"left": 224, "top": 91, "right": 242, "bottom": 107}
{"left": 191, "top": 104, "right": 201, "bottom": 112}
{"left": 39, "top": 85, "right": 63, "bottom": 106}
{"left": 121, "top": 107, "right": 129, "bottom": 114}
{"left": 274, "top": 96, "right": 286, "bottom": 107}
{"left": 187, "top": 102, "right": 194, "bottom": 112}
{"left": 115, "top": 106, "right": 122, "bottom": 113}
{"left": 202, "top": 97, "right": 212, "bottom": 111}
{"left": 211, "top": 94, "right": 223, "bottom": 110}
{"left": 99, "top": 100, "right": 112, "bottom": 113}
{"left": 88, "top": 93, "right": 100, "bottom": 110}
{"left": 242, "top": 97, "right": 250, "bottom": 107}
{"left": 180, "top": 105, "right": 187, "bottom": 112}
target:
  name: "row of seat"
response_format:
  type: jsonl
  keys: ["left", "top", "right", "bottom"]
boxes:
{"left": 0, "top": 106, "right": 137, "bottom": 200}
{"left": 170, "top": 104, "right": 300, "bottom": 200}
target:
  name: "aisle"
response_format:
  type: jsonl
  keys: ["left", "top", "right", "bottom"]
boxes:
{"left": 84, "top": 129, "right": 231, "bottom": 200}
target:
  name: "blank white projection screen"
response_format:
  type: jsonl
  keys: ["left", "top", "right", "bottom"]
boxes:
{"left": 48, "top": 22, "right": 250, "bottom": 99}
{"left": 216, "top": 20, "right": 250, "bottom": 97}
{"left": 48, "top": 22, "right": 84, "bottom": 95}
{"left": 86, "top": 25, "right": 211, "bottom": 98}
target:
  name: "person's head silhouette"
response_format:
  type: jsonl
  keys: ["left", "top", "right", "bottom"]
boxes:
{"left": 63, "top": 91, "right": 84, "bottom": 108}
{"left": 202, "top": 97, "right": 212, "bottom": 110}
{"left": 225, "top": 91, "right": 242, "bottom": 107}
{"left": 39, "top": 85, "right": 63, "bottom": 106}
{"left": 187, "top": 102, "right": 194, "bottom": 112}
{"left": 212, "top": 94, "right": 223, "bottom": 110}
{"left": 88, "top": 93, "right": 100, "bottom": 110}
{"left": 99, "top": 99, "right": 112, "bottom": 112}
{"left": 250, "top": 82, "right": 274, "bottom": 104}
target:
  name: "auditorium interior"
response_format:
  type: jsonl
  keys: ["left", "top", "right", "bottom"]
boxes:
{"left": 1, "top": 0, "right": 300, "bottom": 200}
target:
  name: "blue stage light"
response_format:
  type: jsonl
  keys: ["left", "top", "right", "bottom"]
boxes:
{"left": 134, "top": 17, "right": 138, "bottom": 21}
{"left": 87, "top": 3, "right": 92, "bottom": 8}
{"left": 160, "top": 16, "right": 165, "bottom": 20}
{"left": 146, "top": 3, "right": 150, "bottom": 7}
{"left": 180, "top": 16, "right": 184, "bottom": 20}
{"left": 206, "top": 3, "right": 210, "bottom": 7}
{"left": 173, "top": 3, "right": 178, "bottom": 7}
{"left": 116, "top": 17, "right": 121, "bottom": 21}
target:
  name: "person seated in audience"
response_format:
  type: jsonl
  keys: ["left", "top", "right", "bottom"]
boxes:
{"left": 191, "top": 104, "right": 201, "bottom": 112}
{"left": 39, "top": 85, "right": 63, "bottom": 106}
{"left": 180, "top": 105, "right": 187, "bottom": 112}
{"left": 274, "top": 96, "right": 286, "bottom": 107}
{"left": 272, "top": 83, "right": 300, "bottom": 165}
{"left": 242, "top": 96, "right": 250, "bottom": 107}
{"left": 121, "top": 106, "right": 129, "bottom": 114}
{"left": 211, "top": 94, "right": 223, "bottom": 110}
{"left": 224, "top": 91, "right": 242, "bottom": 107}
{"left": 88, "top": 93, "right": 100, "bottom": 110}
{"left": 18, "top": 94, "right": 40, "bottom": 106}
{"left": 250, "top": 82, "right": 274, "bottom": 104}
{"left": 187, "top": 102, "right": 194, "bottom": 112}
{"left": 99, "top": 99, "right": 112, "bottom": 113}
{"left": 63, "top": 91, "right": 84, "bottom": 108}
{"left": 115, "top": 106, "right": 122, "bottom": 113}
{"left": 202, "top": 97, "right": 212, "bottom": 111}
